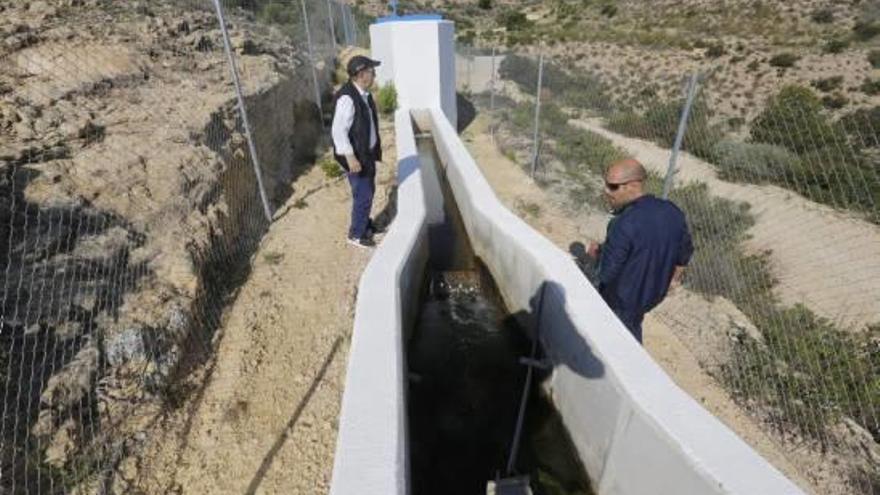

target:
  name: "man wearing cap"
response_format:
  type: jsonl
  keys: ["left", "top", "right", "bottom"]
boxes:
{"left": 332, "top": 55, "right": 384, "bottom": 248}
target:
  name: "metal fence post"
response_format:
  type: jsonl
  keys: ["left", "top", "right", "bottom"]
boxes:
{"left": 340, "top": 3, "right": 351, "bottom": 45}
{"left": 344, "top": 4, "right": 354, "bottom": 46}
{"left": 300, "top": 0, "right": 324, "bottom": 125}
{"left": 489, "top": 46, "right": 497, "bottom": 112}
{"left": 327, "top": 0, "right": 337, "bottom": 54}
{"left": 351, "top": 5, "right": 359, "bottom": 46}
{"left": 211, "top": 0, "right": 273, "bottom": 222}
{"left": 489, "top": 45, "right": 497, "bottom": 140}
{"left": 662, "top": 72, "right": 700, "bottom": 199}
{"left": 530, "top": 53, "right": 544, "bottom": 178}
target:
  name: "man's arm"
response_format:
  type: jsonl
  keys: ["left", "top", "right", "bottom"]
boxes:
{"left": 331, "top": 95, "right": 361, "bottom": 173}
{"left": 598, "top": 225, "right": 632, "bottom": 288}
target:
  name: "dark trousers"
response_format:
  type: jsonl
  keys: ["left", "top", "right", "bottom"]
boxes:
{"left": 347, "top": 171, "right": 376, "bottom": 240}
{"left": 613, "top": 308, "right": 645, "bottom": 344}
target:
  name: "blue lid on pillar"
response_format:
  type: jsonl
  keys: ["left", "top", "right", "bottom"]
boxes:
{"left": 375, "top": 14, "right": 443, "bottom": 23}
{"left": 375, "top": 0, "right": 442, "bottom": 22}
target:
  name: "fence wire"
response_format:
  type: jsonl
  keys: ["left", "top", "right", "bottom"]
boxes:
{"left": 0, "top": 0, "right": 368, "bottom": 492}
{"left": 459, "top": 43, "right": 880, "bottom": 494}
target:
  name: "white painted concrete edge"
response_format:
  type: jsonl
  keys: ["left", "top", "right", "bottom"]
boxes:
{"left": 425, "top": 107, "right": 805, "bottom": 495}
{"left": 329, "top": 108, "right": 427, "bottom": 495}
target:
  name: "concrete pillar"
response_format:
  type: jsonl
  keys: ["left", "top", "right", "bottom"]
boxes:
{"left": 370, "top": 17, "right": 457, "bottom": 128}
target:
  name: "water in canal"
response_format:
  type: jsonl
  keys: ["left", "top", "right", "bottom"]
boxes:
{"left": 406, "top": 134, "right": 594, "bottom": 495}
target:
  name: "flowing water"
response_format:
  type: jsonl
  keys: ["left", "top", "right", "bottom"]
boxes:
{"left": 406, "top": 134, "right": 594, "bottom": 495}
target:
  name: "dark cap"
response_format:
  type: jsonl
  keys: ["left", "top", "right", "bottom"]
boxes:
{"left": 347, "top": 55, "right": 381, "bottom": 77}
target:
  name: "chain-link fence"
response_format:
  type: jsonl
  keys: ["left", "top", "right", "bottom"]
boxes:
{"left": 458, "top": 43, "right": 880, "bottom": 494}
{"left": 0, "top": 0, "right": 370, "bottom": 492}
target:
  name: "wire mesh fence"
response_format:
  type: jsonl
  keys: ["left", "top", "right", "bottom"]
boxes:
{"left": 0, "top": 0, "right": 369, "bottom": 492}
{"left": 458, "top": 43, "right": 880, "bottom": 494}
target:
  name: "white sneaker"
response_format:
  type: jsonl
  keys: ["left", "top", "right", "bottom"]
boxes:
{"left": 347, "top": 237, "right": 376, "bottom": 249}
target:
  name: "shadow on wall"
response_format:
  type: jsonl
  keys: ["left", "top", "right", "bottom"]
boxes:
{"left": 407, "top": 276, "right": 604, "bottom": 495}
{"left": 457, "top": 93, "right": 477, "bottom": 133}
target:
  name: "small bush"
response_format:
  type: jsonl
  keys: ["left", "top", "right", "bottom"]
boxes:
{"left": 258, "top": 3, "right": 298, "bottom": 25}
{"left": 869, "top": 50, "right": 880, "bottom": 69}
{"left": 478, "top": 0, "right": 492, "bottom": 10}
{"left": 668, "top": 182, "right": 763, "bottom": 301}
{"left": 600, "top": 4, "right": 618, "bottom": 18}
{"left": 746, "top": 60, "right": 761, "bottom": 72}
{"left": 768, "top": 52, "right": 799, "bottom": 68}
{"left": 750, "top": 85, "right": 847, "bottom": 154}
{"left": 750, "top": 86, "right": 879, "bottom": 221}
{"left": 823, "top": 38, "right": 850, "bottom": 54}
{"left": 860, "top": 78, "right": 880, "bottom": 96}
{"left": 810, "top": 8, "right": 834, "bottom": 24}
{"left": 606, "top": 97, "right": 721, "bottom": 160}
{"left": 705, "top": 43, "right": 726, "bottom": 58}
{"left": 376, "top": 83, "right": 398, "bottom": 114}
{"left": 821, "top": 93, "right": 849, "bottom": 109}
{"left": 854, "top": 21, "right": 880, "bottom": 41}
{"left": 724, "top": 305, "right": 880, "bottom": 442}
{"left": 320, "top": 155, "right": 344, "bottom": 179}
{"left": 711, "top": 140, "right": 805, "bottom": 184}
{"left": 840, "top": 106, "right": 880, "bottom": 146}
{"left": 498, "top": 54, "right": 610, "bottom": 112}
{"left": 498, "top": 10, "right": 531, "bottom": 31}
{"left": 810, "top": 76, "right": 843, "bottom": 93}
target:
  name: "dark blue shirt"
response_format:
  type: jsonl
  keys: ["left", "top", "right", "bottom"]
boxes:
{"left": 598, "top": 195, "right": 693, "bottom": 320}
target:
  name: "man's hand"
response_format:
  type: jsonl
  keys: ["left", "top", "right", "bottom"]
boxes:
{"left": 347, "top": 155, "right": 362, "bottom": 174}
{"left": 587, "top": 241, "right": 601, "bottom": 260}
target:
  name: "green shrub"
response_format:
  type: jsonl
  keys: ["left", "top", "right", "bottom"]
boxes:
{"left": 840, "top": 106, "right": 880, "bottom": 147}
{"left": 258, "top": 3, "right": 298, "bottom": 25}
{"left": 724, "top": 305, "right": 880, "bottom": 442}
{"left": 600, "top": 3, "right": 618, "bottom": 18}
{"left": 810, "top": 76, "right": 843, "bottom": 93}
{"left": 860, "top": 78, "right": 880, "bottom": 96}
{"left": 319, "top": 155, "right": 344, "bottom": 178}
{"left": 750, "top": 86, "right": 847, "bottom": 154}
{"left": 821, "top": 93, "right": 849, "bottom": 109}
{"left": 869, "top": 50, "right": 880, "bottom": 69}
{"left": 606, "top": 111, "right": 654, "bottom": 140}
{"left": 810, "top": 8, "right": 834, "bottom": 24}
{"left": 376, "top": 83, "right": 398, "bottom": 114}
{"left": 705, "top": 43, "right": 726, "bottom": 58}
{"left": 668, "top": 182, "right": 765, "bottom": 301}
{"left": 498, "top": 54, "right": 610, "bottom": 112}
{"left": 854, "top": 20, "right": 880, "bottom": 41}
{"left": 605, "top": 96, "right": 721, "bottom": 160}
{"left": 711, "top": 140, "right": 805, "bottom": 184}
{"left": 750, "top": 86, "right": 880, "bottom": 221}
{"left": 478, "top": 0, "right": 493, "bottom": 10}
{"left": 499, "top": 10, "right": 531, "bottom": 31}
{"left": 768, "top": 52, "right": 799, "bottom": 68}
{"left": 552, "top": 123, "right": 626, "bottom": 177}
{"left": 823, "top": 38, "right": 850, "bottom": 54}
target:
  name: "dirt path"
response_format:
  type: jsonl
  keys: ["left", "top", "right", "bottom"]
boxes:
{"left": 573, "top": 118, "right": 880, "bottom": 331}
{"left": 462, "top": 114, "right": 835, "bottom": 495}
{"left": 132, "top": 124, "right": 396, "bottom": 495}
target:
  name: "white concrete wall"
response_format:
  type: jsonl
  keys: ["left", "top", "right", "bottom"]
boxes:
{"left": 329, "top": 109, "right": 427, "bottom": 495}
{"left": 424, "top": 107, "right": 805, "bottom": 495}
{"left": 370, "top": 20, "right": 457, "bottom": 127}
{"left": 370, "top": 25, "right": 394, "bottom": 85}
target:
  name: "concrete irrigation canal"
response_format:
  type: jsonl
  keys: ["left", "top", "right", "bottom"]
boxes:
{"left": 329, "top": 15, "right": 806, "bottom": 495}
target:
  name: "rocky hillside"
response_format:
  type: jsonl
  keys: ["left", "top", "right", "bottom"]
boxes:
{"left": 377, "top": 0, "right": 880, "bottom": 124}
{"left": 0, "top": 1, "right": 327, "bottom": 492}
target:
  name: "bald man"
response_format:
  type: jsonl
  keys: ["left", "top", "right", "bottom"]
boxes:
{"left": 587, "top": 158, "right": 693, "bottom": 343}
